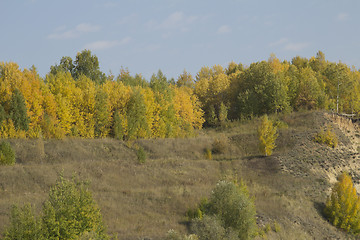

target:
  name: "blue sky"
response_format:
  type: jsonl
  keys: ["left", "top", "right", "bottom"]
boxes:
{"left": 1, "top": 0, "right": 359, "bottom": 80}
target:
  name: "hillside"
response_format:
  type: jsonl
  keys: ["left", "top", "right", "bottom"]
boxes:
{"left": 0, "top": 111, "right": 359, "bottom": 239}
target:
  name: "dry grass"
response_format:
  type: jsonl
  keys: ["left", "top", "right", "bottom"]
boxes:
{"left": 0, "top": 111, "right": 358, "bottom": 239}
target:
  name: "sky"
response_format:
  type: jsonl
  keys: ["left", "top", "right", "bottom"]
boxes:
{"left": 1, "top": 0, "right": 360, "bottom": 80}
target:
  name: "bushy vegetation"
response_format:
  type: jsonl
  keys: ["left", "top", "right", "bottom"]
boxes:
{"left": 3, "top": 173, "right": 109, "bottom": 239}
{"left": 0, "top": 141, "right": 15, "bottom": 165}
{"left": 188, "top": 180, "right": 257, "bottom": 240}
{"left": 258, "top": 115, "right": 278, "bottom": 156}
{"left": 324, "top": 172, "right": 360, "bottom": 235}
{"left": 313, "top": 125, "right": 338, "bottom": 148}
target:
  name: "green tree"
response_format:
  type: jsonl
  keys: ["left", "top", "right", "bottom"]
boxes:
{"left": 42, "top": 174, "right": 108, "bottom": 240}
{"left": 4, "top": 204, "right": 44, "bottom": 240}
{"left": 177, "top": 70, "right": 195, "bottom": 88}
{"left": 112, "top": 111, "right": 124, "bottom": 140}
{"left": 50, "top": 50, "right": 105, "bottom": 84}
{"left": 324, "top": 172, "right": 360, "bottom": 234}
{"left": 150, "top": 70, "right": 169, "bottom": 92}
{"left": 73, "top": 50, "right": 106, "bottom": 84}
{"left": 8, "top": 88, "right": 30, "bottom": 131}
{"left": 126, "top": 89, "right": 149, "bottom": 140}
{"left": 117, "top": 67, "right": 148, "bottom": 88}
{"left": 238, "top": 61, "right": 289, "bottom": 117}
{"left": 50, "top": 56, "right": 75, "bottom": 76}
{"left": 258, "top": 115, "right": 278, "bottom": 156}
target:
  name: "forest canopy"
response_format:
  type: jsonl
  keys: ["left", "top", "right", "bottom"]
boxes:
{"left": 0, "top": 50, "right": 359, "bottom": 139}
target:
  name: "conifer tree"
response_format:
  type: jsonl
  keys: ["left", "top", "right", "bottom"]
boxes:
{"left": 258, "top": 115, "right": 278, "bottom": 156}
{"left": 8, "top": 89, "right": 30, "bottom": 131}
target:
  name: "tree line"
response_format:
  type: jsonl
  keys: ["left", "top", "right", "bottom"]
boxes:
{"left": 0, "top": 50, "right": 359, "bottom": 139}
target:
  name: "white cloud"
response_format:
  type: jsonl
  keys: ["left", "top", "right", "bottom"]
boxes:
{"left": 269, "top": 38, "right": 309, "bottom": 52}
{"left": 76, "top": 23, "right": 100, "bottom": 33}
{"left": 146, "top": 11, "right": 198, "bottom": 32}
{"left": 284, "top": 42, "right": 309, "bottom": 51}
{"left": 217, "top": 25, "right": 231, "bottom": 34}
{"left": 269, "top": 38, "right": 288, "bottom": 47}
{"left": 47, "top": 23, "right": 101, "bottom": 39}
{"left": 337, "top": 12, "right": 349, "bottom": 21}
{"left": 84, "top": 37, "right": 131, "bottom": 50}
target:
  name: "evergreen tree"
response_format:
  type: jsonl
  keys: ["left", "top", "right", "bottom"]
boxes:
{"left": 8, "top": 89, "right": 30, "bottom": 131}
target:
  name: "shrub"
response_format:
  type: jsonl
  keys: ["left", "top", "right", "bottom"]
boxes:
{"left": 3, "top": 173, "right": 109, "bottom": 240}
{"left": 42, "top": 174, "right": 108, "bottom": 239}
{"left": 4, "top": 204, "right": 44, "bottom": 240}
{"left": 324, "top": 172, "right": 360, "bottom": 234}
{"left": 313, "top": 125, "right": 338, "bottom": 148}
{"left": 190, "top": 180, "right": 257, "bottom": 240}
{"left": 191, "top": 215, "right": 230, "bottom": 240}
{"left": 0, "top": 141, "right": 15, "bottom": 166}
{"left": 137, "top": 146, "right": 147, "bottom": 164}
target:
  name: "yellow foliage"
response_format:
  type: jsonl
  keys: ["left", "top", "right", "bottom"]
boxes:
{"left": 258, "top": 115, "right": 278, "bottom": 156}
{"left": 325, "top": 172, "right": 360, "bottom": 234}
{"left": 0, "top": 119, "right": 26, "bottom": 139}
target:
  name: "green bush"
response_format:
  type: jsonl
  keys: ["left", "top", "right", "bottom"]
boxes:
{"left": 0, "top": 141, "right": 15, "bottom": 166}
{"left": 3, "top": 173, "right": 109, "bottom": 240}
{"left": 4, "top": 204, "right": 44, "bottom": 240}
{"left": 313, "top": 125, "right": 338, "bottom": 148}
{"left": 190, "top": 180, "right": 257, "bottom": 240}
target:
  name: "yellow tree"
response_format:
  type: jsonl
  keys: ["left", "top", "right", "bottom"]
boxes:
{"left": 324, "top": 172, "right": 360, "bottom": 234}
{"left": 74, "top": 75, "right": 96, "bottom": 138}
{"left": 20, "top": 68, "right": 45, "bottom": 137}
{"left": 258, "top": 115, "right": 278, "bottom": 156}
{"left": 173, "top": 86, "right": 204, "bottom": 136}
{"left": 46, "top": 72, "right": 76, "bottom": 136}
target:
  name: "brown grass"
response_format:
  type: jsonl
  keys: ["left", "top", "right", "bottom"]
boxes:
{"left": 0, "top": 111, "right": 358, "bottom": 239}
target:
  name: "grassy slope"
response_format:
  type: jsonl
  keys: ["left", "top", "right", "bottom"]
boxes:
{"left": 0, "top": 111, "right": 359, "bottom": 239}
